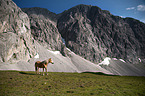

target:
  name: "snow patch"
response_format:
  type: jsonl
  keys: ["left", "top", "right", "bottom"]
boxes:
{"left": 66, "top": 48, "right": 72, "bottom": 52}
{"left": 99, "top": 57, "right": 126, "bottom": 65}
{"left": 99, "top": 57, "right": 111, "bottom": 66}
{"left": 34, "top": 53, "right": 39, "bottom": 59}
{"left": 119, "top": 59, "right": 126, "bottom": 63}
{"left": 138, "top": 58, "right": 141, "bottom": 62}
{"left": 48, "top": 50, "right": 60, "bottom": 55}
{"left": 112, "top": 58, "right": 118, "bottom": 60}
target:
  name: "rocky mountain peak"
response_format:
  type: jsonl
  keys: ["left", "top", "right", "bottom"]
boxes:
{"left": 22, "top": 7, "right": 58, "bottom": 22}
{"left": 57, "top": 4, "right": 145, "bottom": 64}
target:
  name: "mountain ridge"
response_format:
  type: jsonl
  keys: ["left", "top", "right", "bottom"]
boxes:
{"left": 22, "top": 4, "right": 145, "bottom": 64}
{"left": 0, "top": 0, "right": 145, "bottom": 76}
{"left": 57, "top": 4, "right": 145, "bottom": 64}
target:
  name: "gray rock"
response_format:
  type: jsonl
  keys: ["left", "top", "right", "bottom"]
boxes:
{"left": 22, "top": 7, "right": 67, "bottom": 56}
{"left": 57, "top": 4, "right": 145, "bottom": 64}
{"left": 0, "top": 0, "right": 36, "bottom": 63}
{"left": 0, "top": 2, "right": 145, "bottom": 76}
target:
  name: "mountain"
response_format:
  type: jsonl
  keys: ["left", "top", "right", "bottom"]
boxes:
{"left": 0, "top": 1, "right": 145, "bottom": 76}
{"left": 0, "top": 0, "right": 111, "bottom": 75}
{"left": 22, "top": 7, "right": 67, "bottom": 56}
{"left": 0, "top": 0, "right": 36, "bottom": 63}
{"left": 57, "top": 4, "right": 145, "bottom": 64}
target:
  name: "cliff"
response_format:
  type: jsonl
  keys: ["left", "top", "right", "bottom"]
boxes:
{"left": 57, "top": 4, "right": 145, "bottom": 64}
{"left": 0, "top": 0, "right": 36, "bottom": 63}
{"left": 22, "top": 7, "right": 67, "bottom": 56}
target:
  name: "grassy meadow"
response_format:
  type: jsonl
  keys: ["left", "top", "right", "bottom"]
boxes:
{"left": 0, "top": 71, "right": 145, "bottom": 96}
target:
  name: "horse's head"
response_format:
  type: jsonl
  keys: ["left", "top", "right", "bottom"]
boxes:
{"left": 48, "top": 58, "right": 54, "bottom": 64}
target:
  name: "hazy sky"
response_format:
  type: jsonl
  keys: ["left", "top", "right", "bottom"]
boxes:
{"left": 13, "top": 0, "right": 145, "bottom": 23}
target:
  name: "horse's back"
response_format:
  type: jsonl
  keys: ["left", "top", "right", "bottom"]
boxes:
{"left": 35, "top": 61, "right": 41, "bottom": 64}
{"left": 35, "top": 61, "right": 41, "bottom": 66}
{"left": 35, "top": 61, "right": 46, "bottom": 68}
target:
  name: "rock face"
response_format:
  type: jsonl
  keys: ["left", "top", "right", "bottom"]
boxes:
{"left": 21, "top": 5, "right": 145, "bottom": 64}
{"left": 0, "top": 0, "right": 36, "bottom": 63}
{"left": 57, "top": 4, "right": 145, "bottom": 64}
{"left": 22, "top": 8, "right": 67, "bottom": 56}
{"left": 0, "top": 1, "right": 145, "bottom": 76}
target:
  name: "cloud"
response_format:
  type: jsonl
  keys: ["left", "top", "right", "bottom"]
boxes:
{"left": 126, "top": 5, "right": 145, "bottom": 11}
{"left": 126, "top": 7, "right": 135, "bottom": 10}
{"left": 137, "top": 5, "right": 145, "bottom": 11}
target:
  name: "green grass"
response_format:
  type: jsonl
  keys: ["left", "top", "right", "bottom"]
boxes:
{"left": 0, "top": 71, "right": 145, "bottom": 96}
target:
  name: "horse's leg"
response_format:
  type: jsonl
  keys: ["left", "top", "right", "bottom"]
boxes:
{"left": 45, "top": 67, "right": 48, "bottom": 75}
{"left": 36, "top": 67, "right": 38, "bottom": 74}
{"left": 35, "top": 67, "right": 37, "bottom": 74}
{"left": 35, "top": 67, "right": 36, "bottom": 74}
{"left": 43, "top": 68, "right": 44, "bottom": 76}
{"left": 37, "top": 68, "right": 40, "bottom": 74}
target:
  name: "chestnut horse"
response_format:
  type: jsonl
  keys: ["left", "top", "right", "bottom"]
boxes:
{"left": 35, "top": 58, "right": 54, "bottom": 75}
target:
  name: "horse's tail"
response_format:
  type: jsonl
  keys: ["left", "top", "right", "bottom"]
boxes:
{"left": 35, "top": 63, "right": 38, "bottom": 71}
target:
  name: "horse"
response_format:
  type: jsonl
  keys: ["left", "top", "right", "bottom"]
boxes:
{"left": 35, "top": 58, "right": 54, "bottom": 75}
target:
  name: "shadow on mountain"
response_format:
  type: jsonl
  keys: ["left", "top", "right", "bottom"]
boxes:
{"left": 19, "top": 72, "right": 36, "bottom": 75}
{"left": 82, "top": 72, "right": 118, "bottom": 76}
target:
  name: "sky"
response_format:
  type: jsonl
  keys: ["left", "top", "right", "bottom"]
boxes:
{"left": 13, "top": 0, "right": 145, "bottom": 23}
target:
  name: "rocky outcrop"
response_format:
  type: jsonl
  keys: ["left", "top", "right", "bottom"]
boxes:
{"left": 22, "top": 8, "right": 67, "bottom": 56}
{"left": 0, "top": 0, "right": 36, "bottom": 63}
{"left": 57, "top": 4, "right": 145, "bottom": 64}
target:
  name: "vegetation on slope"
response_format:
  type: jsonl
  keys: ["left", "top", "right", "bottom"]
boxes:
{"left": 0, "top": 71, "right": 145, "bottom": 96}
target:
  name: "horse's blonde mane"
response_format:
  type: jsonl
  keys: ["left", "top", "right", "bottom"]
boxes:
{"left": 43, "top": 58, "right": 52, "bottom": 64}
